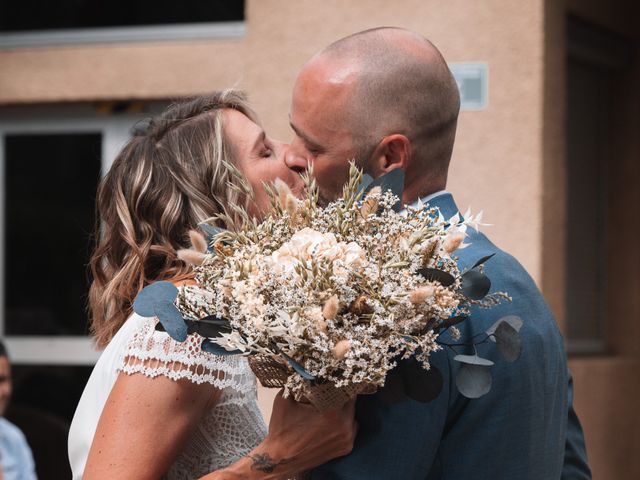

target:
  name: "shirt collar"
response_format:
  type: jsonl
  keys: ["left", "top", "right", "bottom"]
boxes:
{"left": 408, "top": 190, "right": 449, "bottom": 209}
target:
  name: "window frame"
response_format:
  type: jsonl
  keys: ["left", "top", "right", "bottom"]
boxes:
{"left": 0, "top": 105, "right": 159, "bottom": 364}
{"left": 0, "top": 21, "right": 245, "bottom": 49}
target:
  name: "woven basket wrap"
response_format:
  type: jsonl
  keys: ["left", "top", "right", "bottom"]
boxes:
{"left": 248, "top": 354, "right": 376, "bottom": 413}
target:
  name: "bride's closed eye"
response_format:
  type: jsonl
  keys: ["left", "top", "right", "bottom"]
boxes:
{"left": 259, "top": 142, "right": 274, "bottom": 159}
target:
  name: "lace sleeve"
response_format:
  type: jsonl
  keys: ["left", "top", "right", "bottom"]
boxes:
{"left": 117, "top": 316, "right": 254, "bottom": 396}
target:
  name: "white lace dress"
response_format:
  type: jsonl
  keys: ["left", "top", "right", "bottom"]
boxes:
{"left": 68, "top": 311, "right": 267, "bottom": 479}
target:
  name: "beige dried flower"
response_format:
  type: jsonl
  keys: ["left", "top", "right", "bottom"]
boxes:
{"left": 333, "top": 339, "right": 351, "bottom": 359}
{"left": 188, "top": 230, "right": 208, "bottom": 253}
{"left": 322, "top": 295, "right": 339, "bottom": 320}
{"left": 444, "top": 232, "right": 465, "bottom": 254}
{"left": 285, "top": 193, "right": 299, "bottom": 220}
{"left": 409, "top": 286, "right": 436, "bottom": 304}
{"left": 360, "top": 186, "right": 381, "bottom": 218}
{"left": 274, "top": 178, "right": 293, "bottom": 210}
{"left": 177, "top": 249, "right": 206, "bottom": 266}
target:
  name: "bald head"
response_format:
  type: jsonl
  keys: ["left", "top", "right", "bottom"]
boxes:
{"left": 292, "top": 28, "right": 460, "bottom": 198}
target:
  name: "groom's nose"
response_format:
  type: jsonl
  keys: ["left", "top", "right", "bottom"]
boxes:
{"left": 284, "top": 142, "right": 310, "bottom": 173}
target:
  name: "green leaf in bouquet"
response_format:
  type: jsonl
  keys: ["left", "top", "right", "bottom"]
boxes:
{"left": 201, "top": 338, "right": 243, "bottom": 356}
{"left": 198, "top": 222, "right": 224, "bottom": 237}
{"left": 377, "top": 369, "right": 406, "bottom": 405}
{"left": 399, "top": 358, "right": 443, "bottom": 403}
{"left": 486, "top": 315, "right": 523, "bottom": 337}
{"left": 417, "top": 268, "right": 456, "bottom": 287}
{"left": 469, "top": 253, "right": 496, "bottom": 271}
{"left": 198, "top": 222, "right": 227, "bottom": 250}
{"left": 153, "top": 299, "right": 188, "bottom": 342}
{"left": 133, "top": 281, "right": 188, "bottom": 342}
{"left": 489, "top": 320, "right": 522, "bottom": 363}
{"left": 283, "top": 354, "right": 315, "bottom": 381}
{"left": 453, "top": 354, "right": 494, "bottom": 366}
{"left": 185, "top": 315, "right": 232, "bottom": 338}
{"left": 132, "top": 281, "right": 178, "bottom": 317}
{"left": 460, "top": 270, "right": 491, "bottom": 300}
{"left": 455, "top": 363, "right": 493, "bottom": 399}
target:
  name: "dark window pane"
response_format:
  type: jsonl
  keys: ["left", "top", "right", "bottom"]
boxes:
{"left": 4, "top": 133, "right": 101, "bottom": 335}
{"left": 565, "top": 59, "right": 608, "bottom": 343}
{"left": 1, "top": 1, "right": 244, "bottom": 32}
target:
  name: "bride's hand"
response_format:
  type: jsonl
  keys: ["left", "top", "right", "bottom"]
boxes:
{"left": 207, "top": 391, "right": 357, "bottom": 479}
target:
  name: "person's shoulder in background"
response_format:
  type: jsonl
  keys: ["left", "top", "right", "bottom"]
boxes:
{"left": 0, "top": 416, "right": 37, "bottom": 479}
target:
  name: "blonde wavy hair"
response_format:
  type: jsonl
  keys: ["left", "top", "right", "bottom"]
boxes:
{"left": 89, "top": 91, "right": 258, "bottom": 349}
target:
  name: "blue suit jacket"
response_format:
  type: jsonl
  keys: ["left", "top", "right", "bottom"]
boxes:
{"left": 312, "top": 194, "right": 591, "bottom": 480}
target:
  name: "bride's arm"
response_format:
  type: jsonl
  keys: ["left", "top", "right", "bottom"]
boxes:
{"left": 83, "top": 371, "right": 220, "bottom": 479}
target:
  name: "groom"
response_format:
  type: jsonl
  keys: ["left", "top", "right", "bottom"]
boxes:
{"left": 285, "top": 28, "right": 591, "bottom": 479}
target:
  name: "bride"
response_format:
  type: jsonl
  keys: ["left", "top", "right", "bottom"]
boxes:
{"left": 68, "top": 91, "right": 356, "bottom": 479}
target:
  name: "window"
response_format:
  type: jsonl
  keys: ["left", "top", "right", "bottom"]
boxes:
{"left": 5, "top": 133, "right": 101, "bottom": 336}
{"left": 0, "top": 103, "right": 163, "bottom": 363}
{"left": 0, "top": 103, "right": 164, "bottom": 477}
{"left": 0, "top": 0, "right": 245, "bottom": 48}
{"left": 565, "top": 17, "right": 633, "bottom": 353}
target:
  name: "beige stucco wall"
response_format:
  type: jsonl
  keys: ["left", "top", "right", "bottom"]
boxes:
{"left": 0, "top": 0, "right": 547, "bottom": 282}
{"left": 3, "top": 0, "right": 638, "bottom": 477}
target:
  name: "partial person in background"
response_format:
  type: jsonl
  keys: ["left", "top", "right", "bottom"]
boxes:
{"left": 0, "top": 340, "right": 37, "bottom": 480}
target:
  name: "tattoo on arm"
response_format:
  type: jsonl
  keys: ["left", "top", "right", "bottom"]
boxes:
{"left": 248, "top": 453, "right": 290, "bottom": 473}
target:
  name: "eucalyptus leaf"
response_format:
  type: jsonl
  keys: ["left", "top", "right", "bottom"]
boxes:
{"left": 198, "top": 222, "right": 225, "bottom": 238}
{"left": 399, "top": 358, "right": 443, "bottom": 403}
{"left": 460, "top": 270, "right": 491, "bottom": 300}
{"left": 486, "top": 315, "right": 523, "bottom": 338}
{"left": 453, "top": 354, "right": 494, "bottom": 366}
{"left": 377, "top": 369, "right": 406, "bottom": 405}
{"left": 201, "top": 339, "right": 243, "bottom": 356}
{"left": 186, "top": 316, "right": 231, "bottom": 338}
{"left": 283, "top": 355, "right": 315, "bottom": 381}
{"left": 153, "top": 300, "right": 188, "bottom": 342}
{"left": 417, "top": 268, "right": 456, "bottom": 287}
{"left": 456, "top": 364, "right": 493, "bottom": 398}
{"left": 494, "top": 321, "right": 522, "bottom": 362}
{"left": 132, "top": 281, "right": 179, "bottom": 317}
{"left": 469, "top": 253, "right": 497, "bottom": 271}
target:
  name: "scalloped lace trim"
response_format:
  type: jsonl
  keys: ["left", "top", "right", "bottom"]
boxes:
{"left": 117, "top": 316, "right": 255, "bottom": 399}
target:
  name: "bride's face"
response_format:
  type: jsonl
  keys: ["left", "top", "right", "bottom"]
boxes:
{"left": 223, "top": 109, "right": 304, "bottom": 218}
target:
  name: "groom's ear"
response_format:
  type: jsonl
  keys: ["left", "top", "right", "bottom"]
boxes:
{"left": 368, "top": 134, "right": 411, "bottom": 177}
